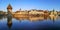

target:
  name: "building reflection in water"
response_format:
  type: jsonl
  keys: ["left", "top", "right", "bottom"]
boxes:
{"left": 7, "top": 16, "right": 12, "bottom": 29}
{"left": 13, "top": 15, "right": 58, "bottom": 22}
{"left": 13, "top": 15, "right": 49, "bottom": 22}
{"left": 49, "top": 15, "right": 58, "bottom": 23}
{"left": 29, "top": 16, "right": 44, "bottom": 21}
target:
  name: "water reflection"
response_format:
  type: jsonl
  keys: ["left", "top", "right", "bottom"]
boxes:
{"left": 0, "top": 15, "right": 60, "bottom": 30}
{"left": 0, "top": 15, "right": 58, "bottom": 23}
{"left": 29, "top": 16, "right": 44, "bottom": 21}
{"left": 7, "top": 16, "right": 12, "bottom": 29}
{"left": 0, "top": 16, "right": 6, "bottom": 20}
{"left": 13, "top": 15, "right": 58, "bottom": 21}
{"left": 49, "top": 15, "right": 58, "bottom": 20}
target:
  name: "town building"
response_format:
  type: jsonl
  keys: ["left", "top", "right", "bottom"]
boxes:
{"left": 7, "top": 4, "right": 50, "bottom": 18}
{"left": 29, "top": 10, "right": 44, "bottom": 17}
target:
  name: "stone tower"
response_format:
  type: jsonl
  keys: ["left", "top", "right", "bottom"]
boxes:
{"left": 7, "top": 4, "right": 12, "bottom": 15}
{"left": 7, "top": 4, "right": 12, "bottom": 29}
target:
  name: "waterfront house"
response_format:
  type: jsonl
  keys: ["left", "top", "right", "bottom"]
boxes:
{"left": 29, "top": 10, "right": 44, "bottom": 17}
{"left": 13, "top": 10, "right": 29, "bottom": 17}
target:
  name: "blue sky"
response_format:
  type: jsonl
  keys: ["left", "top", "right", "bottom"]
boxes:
{"left": 0, "top": 0, "right": 60, "bottom": 12}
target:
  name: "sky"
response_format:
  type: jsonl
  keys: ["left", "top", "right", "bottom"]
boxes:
{"left": 0, "top": 0, "right": 60, "bottom": 12}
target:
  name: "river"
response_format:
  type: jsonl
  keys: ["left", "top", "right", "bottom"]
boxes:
{"left": 0, "top": 15, "right": 60, "bottom": 30}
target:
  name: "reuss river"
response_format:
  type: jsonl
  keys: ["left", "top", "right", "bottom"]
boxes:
{"left": 0, "top": 15, "right": 60, "bottom": 30}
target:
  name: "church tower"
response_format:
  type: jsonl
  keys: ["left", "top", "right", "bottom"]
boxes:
{"left": 7, "top": 4, "right": 12, "bottom": 15}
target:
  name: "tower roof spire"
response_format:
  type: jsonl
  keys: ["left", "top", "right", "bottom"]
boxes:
{"left": 7, "top": 4, "right": 12, "bottom": 9}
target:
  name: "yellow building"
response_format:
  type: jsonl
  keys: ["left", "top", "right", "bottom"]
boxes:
{"left": 29, "top": 10, "right": 44, "bottom": 15}
{"left": 15, "top": 10, "right": 29, "bottom": 15}
{"left": 13, "top": 10, "right": 29, "bottom": 17}
{"left": 29, "top": 10, "right": 44, "bottom": 17}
